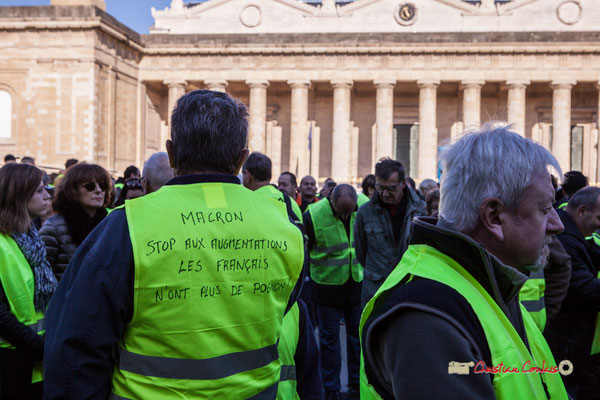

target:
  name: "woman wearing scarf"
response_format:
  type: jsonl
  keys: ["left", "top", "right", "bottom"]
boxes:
{"left": 40, "top": 163, "right": 110, "bottom": 281}
{"left": 0, "top": 163, "right": 58, "bottom": 399}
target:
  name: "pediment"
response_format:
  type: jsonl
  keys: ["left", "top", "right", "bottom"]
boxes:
{"left": 433, "top": 0, "right": 544, "bottom": 15}
{"left": 150, "top": 0, "right": 595, "bottom": 34}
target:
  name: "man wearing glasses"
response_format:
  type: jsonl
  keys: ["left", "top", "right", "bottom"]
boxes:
{"left": 354, "top": 158, "right": 426, "bottom": 305}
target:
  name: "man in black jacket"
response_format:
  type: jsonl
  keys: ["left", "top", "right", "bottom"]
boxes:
{"left": 547, "top": 186, "right": 600, "bottom": 398}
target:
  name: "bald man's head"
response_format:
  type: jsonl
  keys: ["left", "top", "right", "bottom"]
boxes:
{"left": 142, "top": 152, "right": 175, "bottom": 194}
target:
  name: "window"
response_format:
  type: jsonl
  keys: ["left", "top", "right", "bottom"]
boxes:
{"left": 0, "top": 90, "right": 12, "bottom": 139}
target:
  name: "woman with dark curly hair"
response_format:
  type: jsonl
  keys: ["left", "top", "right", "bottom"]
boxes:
{"left": 40, "top": 163, "right": 111, "bottom": 280}
{"left": 0, "top": 163, "right": 57, "bottom": 399}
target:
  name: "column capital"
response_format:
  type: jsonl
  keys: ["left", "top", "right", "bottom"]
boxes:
{"left": 245, "top": 79, "right": 270, "bottom": 89}
{"left": 287, "top": 79, "right": 311, "bottom": 89}
{"left": 417, "top": 79, "right": 440, "bottom": 89}
{"left": 506, "top": 79, "right": 530, "bottom": 88}
{"left": 373, "top": 79, "right": 396, "bottom": 89}
{"left": 331, "top": 79, "right": 353, "bottom": 89}
{"left": 204, "top": 79, "right": 229, "bottom": 90}
{"left": 460, "top": 79, "right": 485, "bottom": 89}
{"left": 163, "top": 79, "right": 187, "bottom": 88}
{"left": 550, "top": 80, "right": 576, "bottom": 90}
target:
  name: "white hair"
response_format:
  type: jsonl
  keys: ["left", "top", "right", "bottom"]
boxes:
{"left": 439, "top": 124, "right": 562, "bottom": 233}
{"left": 142, "top": 152, "right": 174, "bottom": 192}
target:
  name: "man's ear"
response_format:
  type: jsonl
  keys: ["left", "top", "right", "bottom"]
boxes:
{"left": 577, "top": 204, "right": 588, "bottom": 219}
{"left": 165, "top": 140, "right": 176, "bottom": 169}
{"left": 478, "top": 198, "right": 506, "bottom": 242}
{"left": 234, "top": 148, "right": 250, "bottom": 175}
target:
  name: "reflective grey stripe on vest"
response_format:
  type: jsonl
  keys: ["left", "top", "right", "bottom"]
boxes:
{"left": 522, "top": 296, "right": 546, "bottom": 313}
{"left": 111, "top": 383, "right": 278, "bottom": 400}
{"left": 246, "top": 381, "right": 279, "bottom": 400}
{"left": 0, "top": 318, "right": 44, "bottom": 344}
{"left": 310, "top": 258, "right": 358, "bottom": 267}
{"left": 280, "top": 364, "right": 296, "bottom": 381}
{"left": 119, "top": 343, "right": 278, "bottom": 380}
{"left": 313, "top": 242, "right": 349, "bottom": 253}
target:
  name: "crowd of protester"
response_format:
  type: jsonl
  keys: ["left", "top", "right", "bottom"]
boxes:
{"left": 0, "top": 89, "right": 599, "bottom": 400}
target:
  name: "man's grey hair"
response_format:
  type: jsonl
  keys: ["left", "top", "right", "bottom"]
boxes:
{"left": 439, "top": 124, "right": 562, "bottom": 233}
{"left": 331, "top": 184, "right": 357, "bottom": 203}
{"left": 419, "top": 179, "right": 437, "bottom": 194}
{"left": 567, "top": 186, "right": 600, "bottom": 211}
{"left": 142, "top": 152, "right": 175, "bottom": 193}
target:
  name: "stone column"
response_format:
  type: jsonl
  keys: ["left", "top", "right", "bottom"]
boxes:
{"left": 331, "top": 80, "right": 353, "bottom": 183}
{"left": 506, "top": 80, "right": 529, "bottom": 136}
{"left": 417, "top": 80, "right": 440, "bottom": 182}
{"left": 288, "top": 80, "right": 311, "bottom": 177}
{"left": 374, "top": 79, "right": 396, "bottom": 163}
{"left": 246, "top": 79, "right": 269, "bottom": 152}
{"left": 462, "top": 80, "right": 485, "bottom": 130}
{"left": 204, "top": 79, "right": 228, "bottom": 92}
{"left": 551, "top": 80, "right": 576, "bottom": 172}
{"left": 163, "top": 79, "right": 187, "bottom": 127}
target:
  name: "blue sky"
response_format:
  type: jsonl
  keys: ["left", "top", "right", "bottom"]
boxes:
{"left": 0, "top": 0, "right": 174, "bottom": 33}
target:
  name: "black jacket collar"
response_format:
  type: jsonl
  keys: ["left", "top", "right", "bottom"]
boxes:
{"left": 166, "top": 173, "right": 240, "bottom": 186}
{"left": 410, "top": 216, "right": 528, "bottom": 308}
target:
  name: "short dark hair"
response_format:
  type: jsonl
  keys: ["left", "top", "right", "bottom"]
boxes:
{"left": 243, "top": 152, "right": 272, "bottom": 182}
{"left": 171, "top": 90, "right": 248, "bottom": 175}
{"left": 21, "top": 156, "right": 35, "bottom": 165}
{"left": 331, "top": 184, "right": 357, "bottom": 203}
{"left": 4, "top": 154, "right": 16, "bottom": 162}
{"left": 0, "top": 164, "right": 43, "bottom": 234}
{"left": 426, "top": 189, "right": 440, "bottom": 216}
{"left": 123, "top": 165, "right": 140, "bottom": 180}
{"left": 361, "top": 174, "right": 375, "bottom": 194}
{"left": 375, "top": 158, "right": 405, "bottom": 181}
{"left": 65, "top": 158, "right": 78, "bottom": 169}
{"left": 568, "top": 186, "right": 600, "bottom": 211}
{"left": 562, "top": 171, "right": 588, "bottom": 197}
{"left": 280, "top": 171, "right": 297, "bottom": 187}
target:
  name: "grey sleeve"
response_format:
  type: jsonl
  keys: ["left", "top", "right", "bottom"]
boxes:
{"left": 375, "top": 308, "right": 496, "bottom": 400}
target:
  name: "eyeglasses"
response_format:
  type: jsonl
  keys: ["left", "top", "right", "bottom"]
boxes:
{"left": 375, "top": 183, "right": 401, "bottom": 193}
{"left": 126, "top": 178, "right": 143, "bottom": 190}
{"left": 81, "top": 181, "right": 107, "bottom": 192}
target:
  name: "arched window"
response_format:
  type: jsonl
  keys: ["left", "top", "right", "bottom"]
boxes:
{"left": 0, "top": 90, "right": 12, "bottom": 139}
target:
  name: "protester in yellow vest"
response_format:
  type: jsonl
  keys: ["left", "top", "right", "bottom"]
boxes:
{"left": 304, "top": 184, "right": 362, "bottom": 400}
{"left": 360, "top": 124, "right": 568, "bottom": 399}
{"left": 357, "top": 174, "right": 375, "bottom": 207}
{"left": 44, "top": 90, "right": 306, "bottom": 399}
{"left": 0, "top": 163, "right": 57, "bottom": 399}
{"left": 242, "top": 151, "right": 303, "bottom": 226}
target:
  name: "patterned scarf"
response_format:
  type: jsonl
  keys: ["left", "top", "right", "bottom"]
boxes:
{"left": 11, "top": 224, "right": 58, "bottom": 312}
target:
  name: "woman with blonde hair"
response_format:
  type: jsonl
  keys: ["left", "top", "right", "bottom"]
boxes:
{"left": 0, "top": 163, "right": 57, "bottom": 399}
{"left": 40, "top": 163, "right": 111, "bottom": 280}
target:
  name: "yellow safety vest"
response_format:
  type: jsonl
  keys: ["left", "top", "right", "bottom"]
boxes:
{"left": 276, "top": 302, "right": 300, "bottom": 400}
{"left": 357, "top": 193, "right": 369, "bottom": 207}
{"left": 519, "top": 269, "right": 546, "bottom": 332}
{"left": 111, "top": 182, "right": 304, "bottom": 399}
{"left": 308, "top": 199, "right": 362, "bottom": 285}
{"left": 256, "top": 184, "right": 303, "bottom": 223}
{"left": 360, "top": 245, "right": 568, "bottom": 400}
{"left": 0, "top": 234, "right": 44, "bottom": 383}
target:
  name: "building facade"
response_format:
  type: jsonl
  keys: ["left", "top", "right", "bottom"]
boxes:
{"left": 0, "top": 0, "right": 599, "bottom": 184}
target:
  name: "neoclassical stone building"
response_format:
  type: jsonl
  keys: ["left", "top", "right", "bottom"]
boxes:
{"left": 0, "top": 0, "right": 599, "bottom": 184}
